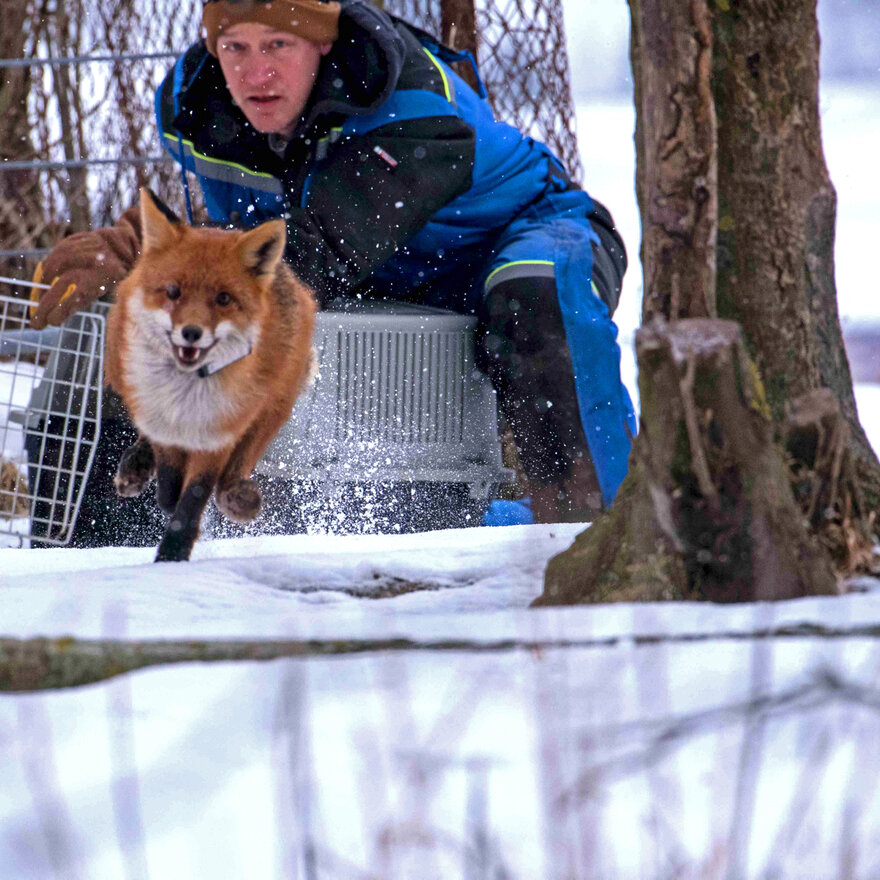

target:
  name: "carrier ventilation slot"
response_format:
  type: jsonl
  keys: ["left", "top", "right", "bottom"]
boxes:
{"left": 335, "top": 329, "right": 467, "bottom": 445}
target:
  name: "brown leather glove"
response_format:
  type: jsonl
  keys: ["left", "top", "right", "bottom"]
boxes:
{"left": 29, "top": 205, "right": 142, "bottom": 329}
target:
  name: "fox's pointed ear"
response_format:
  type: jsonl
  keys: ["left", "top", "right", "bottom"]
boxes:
{"left": 238, "top": 219, "right": 286, "bottom": 279}
{"left": 139, "top": 187, "right": 180, "bottom": 254}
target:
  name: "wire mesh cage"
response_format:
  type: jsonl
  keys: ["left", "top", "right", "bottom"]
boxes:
{"left": 0, "top": 0, "right": 578, "bottom": 543}
{"left": 0, "top": 294, "right": 105, "bottom": 547}
{"left": 382, "top": 0, "right": 583, "bottom": 181}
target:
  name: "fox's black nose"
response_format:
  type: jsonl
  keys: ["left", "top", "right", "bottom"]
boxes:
{"left": 181, "top": 325, "right": 202, "bottom": 345}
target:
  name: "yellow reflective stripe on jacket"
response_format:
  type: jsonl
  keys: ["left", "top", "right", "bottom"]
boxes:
{"left": 422, "top": 47, "right": 456, "bottom": 105}
{"left": 162, "top": 132, "right": 282, "bottom": 195}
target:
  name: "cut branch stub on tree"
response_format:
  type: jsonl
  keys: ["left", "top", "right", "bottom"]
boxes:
{"left": 539, "top": 318, "right": 839, "bottom": 606}
{"left": 636, "top": 317, "right": 837, "bottom": 602}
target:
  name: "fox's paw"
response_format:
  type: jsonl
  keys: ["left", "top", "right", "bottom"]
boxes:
{"left": 114, "top": 440, "right": 155, "bottom": 498}
{"left": 216, "top": 478, "right": 262, "bottom": 523}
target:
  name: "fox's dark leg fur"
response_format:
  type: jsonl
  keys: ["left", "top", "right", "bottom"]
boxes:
{"left": 154, "top": 474, "right": 215, "bottom": 562}
{"left": 156, "top": 465, "right": 184, "bottom": 515}
{"left": 154, "top": 449, "right": 229, "bottom": 563}
{"left": 114, "top": 436, "right": 155, "bottom": 498}
{"left": 154, "top": 447, "right": 186, "bottom": 515}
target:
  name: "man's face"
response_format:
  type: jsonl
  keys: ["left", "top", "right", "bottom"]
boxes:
{"left": 216, "top": 23, "right": 332, "bottom": 139}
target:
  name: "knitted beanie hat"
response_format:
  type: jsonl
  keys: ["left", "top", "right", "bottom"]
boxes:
{"left": 202, "top": 0, "right": 341, "bottom": 56}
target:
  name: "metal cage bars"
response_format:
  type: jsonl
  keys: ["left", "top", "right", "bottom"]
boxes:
{"left": 0, "top": 294, "right": 105, "bottom": 547}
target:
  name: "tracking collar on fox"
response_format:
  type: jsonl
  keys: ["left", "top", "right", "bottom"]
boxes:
{"left": 195, "top": 337, "right": 253, "bottom": 379}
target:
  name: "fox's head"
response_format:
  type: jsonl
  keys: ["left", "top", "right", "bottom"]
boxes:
{"left": 120, "top": 187, "right": 286, "bottom": 376}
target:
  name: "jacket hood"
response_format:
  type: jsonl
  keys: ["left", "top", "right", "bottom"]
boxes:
{"left": 302, "top": 0, "right": 406, "bottom": 129}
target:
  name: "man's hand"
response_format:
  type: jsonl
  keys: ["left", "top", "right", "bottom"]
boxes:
{"left": 29, "top": 238, "right": 118, "bottom": 329}
{"left": 29, "top": 206, "right": 142, "bottom": 329}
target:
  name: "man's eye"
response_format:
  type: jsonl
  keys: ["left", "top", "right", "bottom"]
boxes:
{"left": 215, "top": 291, "right": 233, "bottom": 307}
{"left": 220, "top": 41, "right": 244, "bottom": 53}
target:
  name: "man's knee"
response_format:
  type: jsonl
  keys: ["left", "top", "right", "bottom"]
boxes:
{"left": 481, "top": 274, "right": 566, "bottom": 366}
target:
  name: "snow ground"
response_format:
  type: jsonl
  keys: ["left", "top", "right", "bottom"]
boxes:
{"left": 4, "top": 527, "right": 880, "bottom": 879}
{"left": 1, "top": 85, "right": 880, "bottom": 879}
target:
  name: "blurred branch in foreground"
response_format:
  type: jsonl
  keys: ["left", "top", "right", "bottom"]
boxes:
{"left": 7, "top": 627, "right": 880, "bottom": 690}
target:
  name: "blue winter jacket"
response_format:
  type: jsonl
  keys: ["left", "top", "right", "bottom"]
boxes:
{"left": 154, "top": 0, "right": 606, "bottom": 304}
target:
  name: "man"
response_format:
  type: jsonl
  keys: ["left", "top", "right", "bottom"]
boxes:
{"left": 30, "top": 0, "right": 635, "bottom": 537}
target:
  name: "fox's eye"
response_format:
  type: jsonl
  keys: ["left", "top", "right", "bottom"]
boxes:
{"left": 166, "top": 285, "right": 181, "bottom": 301}
{"left": 215, "top": 291, "right": 233, "bottom": 307}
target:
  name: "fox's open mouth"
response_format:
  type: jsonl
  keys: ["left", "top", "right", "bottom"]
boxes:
{"left": 172, "top": 343, "right": 214, "bottom": 369}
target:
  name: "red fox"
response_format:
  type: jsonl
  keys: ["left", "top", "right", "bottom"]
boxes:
{"left": 106, "top": 188, "right": 317, "bottom": 562}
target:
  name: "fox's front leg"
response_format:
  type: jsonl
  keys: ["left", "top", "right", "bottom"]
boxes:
{"left": 215, "top": 407, "right": 293, "bottom": 523}
{"left": 153, "top": 446, "right": 186, "bottom": 515}
{"left": 155, "top": 449, "right": 227, "bottom": 563}
{"left": 114, "top": 435, "right": 155, "bottom": 498}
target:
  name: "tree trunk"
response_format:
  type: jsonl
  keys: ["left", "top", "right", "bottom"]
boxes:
{"left": 48, "top": 0, "right": 91, "bottom": 231}
{"left": 441, "top": 0, "right": 479, "bottom": 91}
{"left": 632, "top": 0, "right": 718, "bottom": 322}
{"left": 536, "top": 0, "right": 872, "bottom": 606}
{"left": 712, "top": 0, "right": 880, "bottom": 507}
{"left": 539, "top": 319, "right": 838, "bottom": 605}
{"left": 0, "top": 0, "right": 47, "bottom": 290}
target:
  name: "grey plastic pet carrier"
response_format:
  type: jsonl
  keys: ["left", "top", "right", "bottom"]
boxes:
{"left": 0, "top": 295, "right": 510, "bottom": 546}
{"left": 257, "top": 299, "right": 509, "bottom": 498}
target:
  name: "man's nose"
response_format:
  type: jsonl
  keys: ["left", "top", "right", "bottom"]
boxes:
{"left": 240, "top": 53, "right": 276, "bottom": 85}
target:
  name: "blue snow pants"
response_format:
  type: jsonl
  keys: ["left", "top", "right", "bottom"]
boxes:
{"left": 409, "top": 187, "right": 636, "bottom": 507}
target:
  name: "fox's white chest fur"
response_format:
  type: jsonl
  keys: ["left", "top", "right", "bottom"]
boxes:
{"left": 123, "top": 291, "right": 255, "bottom": 451}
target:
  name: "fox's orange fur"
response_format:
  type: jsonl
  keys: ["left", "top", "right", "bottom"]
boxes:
{"left": 106, "top": 188, "right": 317, "bottom": 561}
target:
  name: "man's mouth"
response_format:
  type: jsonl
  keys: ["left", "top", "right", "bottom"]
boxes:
{"left": 249, "top": 95, "right": 281, "bottom": 107}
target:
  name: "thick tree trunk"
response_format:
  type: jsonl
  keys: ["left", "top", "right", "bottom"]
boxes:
{"left": 537, "top": 0, "right": 873, "bottom": 606}
{"left": 712, "top": 0, "right": 880, "bottom": 507}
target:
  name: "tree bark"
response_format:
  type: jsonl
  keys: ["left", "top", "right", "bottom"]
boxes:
{"left": 48, "top": 0, "right": 91, "bottom": 231}
{"left": 539, "top": 319, "right": 838, "bottom": 605}
{"left": 712, "top": 0, "right": 880, "bottom": 506}
{"left": 537, "top": 0, "right": 872, "bottom": 606}
{"left": 441, "top": 0, "right": 479, "bottom": 91}
{"left": 0, "top": 0, "right": 47, "bottom": 288}
{"left": 632, "top": 0, "right": 718, "bottom": 322}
